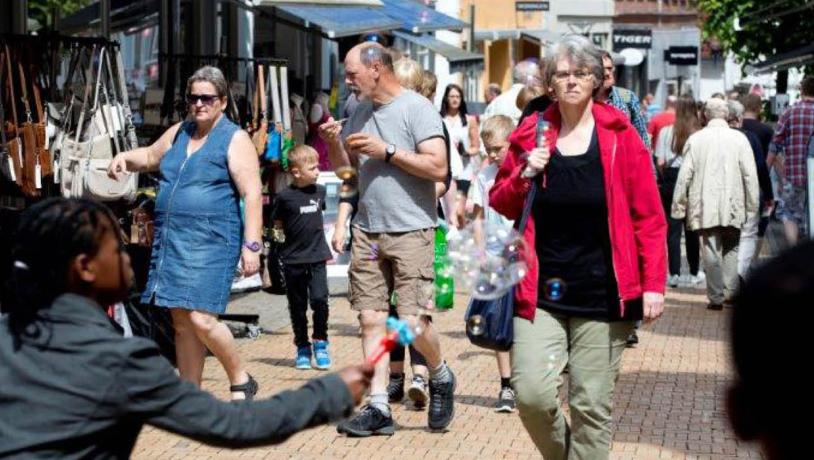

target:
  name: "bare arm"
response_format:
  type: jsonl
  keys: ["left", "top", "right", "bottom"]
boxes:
{"left": 466, "top": 116, "right": 481, "bottom": 155}
{"left": 390, "top": 136, "right": 447, "bottom": 182}
{"left": 318, "top": 117, "right": 353, "bottom": 170}
{"left": 108, "top": 122, "right": 183, "bottom": 178}
{"left": 228, "top": 130, "right": 263, "bottom": 244}
{"left": 228, "top": 130, "right": 263, "bottom": 276}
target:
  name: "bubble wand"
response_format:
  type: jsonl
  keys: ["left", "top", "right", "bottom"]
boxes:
{"left": 366, "top": 317, "right": 421, "bottom": 365}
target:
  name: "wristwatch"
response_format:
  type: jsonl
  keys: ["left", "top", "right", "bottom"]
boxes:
{"left": 384, "top": 144, "right": 396, "bottom": 163}
{"left": 243, "top": 240, "right": 262, "bottom": 252}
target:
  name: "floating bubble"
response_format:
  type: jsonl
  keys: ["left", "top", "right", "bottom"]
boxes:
{"left": 335, "top": 166, "right": 357, "bottom": 181}
{"left": 466, "top": 314, "right": 485, "bottom": 336}
{"left": 339, "top": 181, "right": 358, "bottom": 199}
{"left": 446, "top": 221, "right": 530, "bottom": 300}
{"left": 543, "top": 277, "right": 566, "bottom": 301}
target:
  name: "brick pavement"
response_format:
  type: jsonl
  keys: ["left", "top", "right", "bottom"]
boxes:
{"left": 132, "top": 284, "right": 765, "bottom": 459}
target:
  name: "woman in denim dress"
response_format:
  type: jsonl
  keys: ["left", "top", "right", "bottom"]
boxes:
{"left": 109, "top": 66, "right": 263, "bottom": 400}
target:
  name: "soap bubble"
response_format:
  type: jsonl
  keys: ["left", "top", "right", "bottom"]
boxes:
{"left": 447, "top": 221, "right": 530, "bottom": 300}
{"left": 543, "top": 277, "right": 567, "bottom": 302}
{"left": 466, "top": 314, "right": 485, "bottom": 336}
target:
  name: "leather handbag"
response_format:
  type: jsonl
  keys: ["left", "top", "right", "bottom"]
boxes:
{"left": 252, "top": 65, "right": 268, "bottom": 156}
{"left": 1, "top": 47, "right": 24, "bottom": 187}
{"left": 464, "top": 180, "right": 538, "bottom": 352}
{"left": 17, "top": 59, "right": 53, "bottom": 196}
{"left": 60, "top": 47, "right": 136, "bottom": 202}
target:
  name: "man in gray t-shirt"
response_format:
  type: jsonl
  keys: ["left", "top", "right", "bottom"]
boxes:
{"left": 319, "top": 43, "right": 455, "bottom": 436}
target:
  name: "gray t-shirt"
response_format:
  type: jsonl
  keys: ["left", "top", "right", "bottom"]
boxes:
{"left": 341, "top": 89, "right": 443, "bottom": 232}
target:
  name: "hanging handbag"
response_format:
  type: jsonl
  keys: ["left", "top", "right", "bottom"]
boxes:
{"left": 252, "top": 65, "right": 269, "bottom": 156}
{"left": 2, "top": 47, "right": 24, "bottom": 188}
{"left": 17, "top": 58, "right": 54, "bottom": 195}
{"left": 60, "top": 47, "right": 137, "bottom": 202}
{"left": 265, "top": 66, "right": 282, "bottom": 162}
{"left": 463, "top": 178, "right": 538, "bottom": 352}
{"left": 113, "top": 47, "right": 139, "bottom": 150}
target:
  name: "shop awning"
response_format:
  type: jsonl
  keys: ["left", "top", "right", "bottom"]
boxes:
{"left": 274, "top": 4, "right": 401, "bottom": 38}
{"left": 379, "top": 0, "right": 467, "bottom": 34}
{"left": 475, "top": 28, "right": 554, "bottom": 41}
{"left": 392, "top": 31, "right": 483, "bottom": 73}
{"left": 520, "top": 30, "right": 560, "bottom": 46}
{"left": 746, "top": 44, "right": 814, "bottom": 74}
{"left": 60, "top": 0, "right": 159, "bottom": 34}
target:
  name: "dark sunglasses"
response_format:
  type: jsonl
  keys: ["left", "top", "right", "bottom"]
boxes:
{"left": 186, "top": 93, "right": 220, "bottom": 105}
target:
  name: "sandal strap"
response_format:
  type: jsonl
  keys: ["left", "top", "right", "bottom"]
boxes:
{"left": 229, "top": 375, "right": 258, "bottom": 400}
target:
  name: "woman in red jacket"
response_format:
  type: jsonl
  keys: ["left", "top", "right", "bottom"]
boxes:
{"left": 489, "top": 35, "right": 667, "bottom": 459}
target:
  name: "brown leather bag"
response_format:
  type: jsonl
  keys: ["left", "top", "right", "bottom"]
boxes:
{"left": 130, "top": 206, "right": 155, "bottom": 247}
{"left": 251, "top": 65, "right": 268, "bottom": 156}
{"left": 1, "top": 47, "right": 23, "bottom": 188}
{"left": 31, "top": 76, "right": 53, "bottom": 178}
{"left": 17, "top": 60, "right": 46, "bottom": 197}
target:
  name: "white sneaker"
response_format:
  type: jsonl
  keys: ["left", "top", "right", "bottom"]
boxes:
{"left": 691, "top": 271, "right": 706, "bottom": 285}
{"left": 667, "top": 274, "right": 680, "bottom": 288}
{"left": 677, "top": 274, "right": 692, "bottom": 287}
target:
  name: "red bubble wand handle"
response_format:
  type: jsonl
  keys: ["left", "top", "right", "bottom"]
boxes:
{"left": 366, "top": 318, "right": 419, "bottom": 365}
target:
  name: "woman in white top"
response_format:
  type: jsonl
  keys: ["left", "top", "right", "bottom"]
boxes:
{"left": 655, "top": 95, "right": 703, "bottom": 287}
{"left": 440, "top": 83, "right": 480, "bottom": 227}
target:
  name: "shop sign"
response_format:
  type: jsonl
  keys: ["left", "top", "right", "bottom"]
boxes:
{"left": 664, "top": 46, "right": 699, "bottom": 65}
{"left": 516, "top": 1, "right": 550, "bottom": 11}
{"left": 612, "top": 29, "right": 652, "bottom": 51}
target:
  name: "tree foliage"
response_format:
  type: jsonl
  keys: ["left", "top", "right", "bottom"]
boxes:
{"left": 697, "top": 0, "right": 814, "bottom": 91}
{"left": 28, "top": 0, "right": 92, "bottom": 30}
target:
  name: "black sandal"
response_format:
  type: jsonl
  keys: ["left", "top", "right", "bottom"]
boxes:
{"left": 230, "top": 374, "right": 259, "bottom": 401}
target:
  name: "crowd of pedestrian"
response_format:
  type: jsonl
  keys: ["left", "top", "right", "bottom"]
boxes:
{"left": 1, "top": 29, "right": 812, "bottom": 460}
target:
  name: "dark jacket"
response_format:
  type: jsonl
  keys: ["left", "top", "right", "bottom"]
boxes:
{"left": 0, "top": 294, "right": 354, "bottom": 459}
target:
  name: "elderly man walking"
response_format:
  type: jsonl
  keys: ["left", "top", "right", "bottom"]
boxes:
{"left": 672, "top": 98, "right": 759, "bottom": 310}
{"left": 481, "top": 60, "right": 540, "bottom": 125}
{"left": 319, "top": 43, "right": 455, "bottom": 436}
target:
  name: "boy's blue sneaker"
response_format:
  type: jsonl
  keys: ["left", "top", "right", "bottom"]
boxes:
{"left": 313, "top": 340, "right": 331, "bottom": 370}
{"left": 295, "top": 346, "right": 312, "bottom": 370}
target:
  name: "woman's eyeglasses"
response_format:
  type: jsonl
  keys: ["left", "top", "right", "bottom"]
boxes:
{"left": 553, "top": 71, "right": 594, "bottom": 82}
{"left": 186, "top": 94, "right": 220, "bottom": 106}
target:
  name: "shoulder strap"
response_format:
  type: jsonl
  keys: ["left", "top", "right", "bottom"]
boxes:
{"left": 113, "top": 47, "right": 138, "bottom": 149}
{"left": 258, "top": 65, "right": 266, "bottom": 121}
{"left": 16, "top": 60, "right": 33, "bottom": 122}
{"left": 0, "top": 50, "right": 8, "bottom": 148}
{"left": 4, "top": 45, "right": 20, "bottom": 136}
{"left": 269, "top": 66, "right": 282, "bottom": 124}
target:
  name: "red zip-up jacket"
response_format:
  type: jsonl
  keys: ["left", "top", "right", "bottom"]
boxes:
{"left": 489, "top": 102, "right": 667, "bottom": 321}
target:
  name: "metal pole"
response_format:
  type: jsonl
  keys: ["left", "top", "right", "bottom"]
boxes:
{"left": 469, "top": 5, "right": 475, "bottom": 53}
{"left": 100, "top": 0, "right": 111, "bottom": 38}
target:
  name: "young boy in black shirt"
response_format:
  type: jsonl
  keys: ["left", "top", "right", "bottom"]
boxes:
{"left": 271, "top": 145, "right": 333, "bottom": 370}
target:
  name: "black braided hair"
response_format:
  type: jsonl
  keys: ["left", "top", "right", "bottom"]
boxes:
{"left": 6, "top": 198, "right": 120, "bottom": 336}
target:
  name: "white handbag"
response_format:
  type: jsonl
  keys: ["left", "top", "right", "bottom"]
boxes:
{"left": 59, "top": 46, "right": 137, "bottom": 202}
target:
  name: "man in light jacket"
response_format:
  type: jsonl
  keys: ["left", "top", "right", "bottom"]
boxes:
{"left": 672, "top": 98, "right": 759, "bottom": 310}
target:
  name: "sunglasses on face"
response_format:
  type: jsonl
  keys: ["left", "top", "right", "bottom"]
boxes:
{"left": 186, "top": 94, "right": 220, "bottom": 106}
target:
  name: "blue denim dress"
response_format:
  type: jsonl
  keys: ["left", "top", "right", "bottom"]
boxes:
{"left": 141, "top": 118, "right": 243, "bottom": 313}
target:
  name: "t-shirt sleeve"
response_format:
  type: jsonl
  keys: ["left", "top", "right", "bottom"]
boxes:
{"left": 410, "top": 97, "right": 444, "bottom": 146}
{"left": 319, "top": 185, "right": 327, "bottom": 211}
{"left": 471, "top": 174, "right": 486, "bottom": 209}
{"left": 271, "top": 191, "right": 288, "bottom": 223}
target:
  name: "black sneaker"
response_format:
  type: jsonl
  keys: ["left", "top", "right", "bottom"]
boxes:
{"left": 387, "top": 376, "right": 405, "bottom": 403}
{"left": 336, "top": 405, "right": 395, "bottom": 437}
{"left": 626, "top": 332, "right": 639, "bottom": 348}
{"left": 428, "top": 367, "right": 456, "bottom": 431}
{"left": 495, "top": 387, "right": 516, "bottom": 413}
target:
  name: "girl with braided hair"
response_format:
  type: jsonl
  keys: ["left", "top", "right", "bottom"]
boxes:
{"left": 0, "top": 198, "right": 373, "bottom": 459}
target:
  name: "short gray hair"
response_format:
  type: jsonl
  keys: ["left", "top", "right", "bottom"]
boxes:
{"left": 512, "top": 60, "right": 540, "bottom": 85}
{"left": 727, "top": 100, "right": 745, "bottom": 121}
{"left": 543, "top": 35, "right": 604, "bottom": 94}
{"left": 705, "top": 98, "right": 730, "bottom": 121}
{"left": 360, "top": 44, "right": 394, "bottom": 72}
{"left": 186, "top": 66, "right": 228, "bottom": 98}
